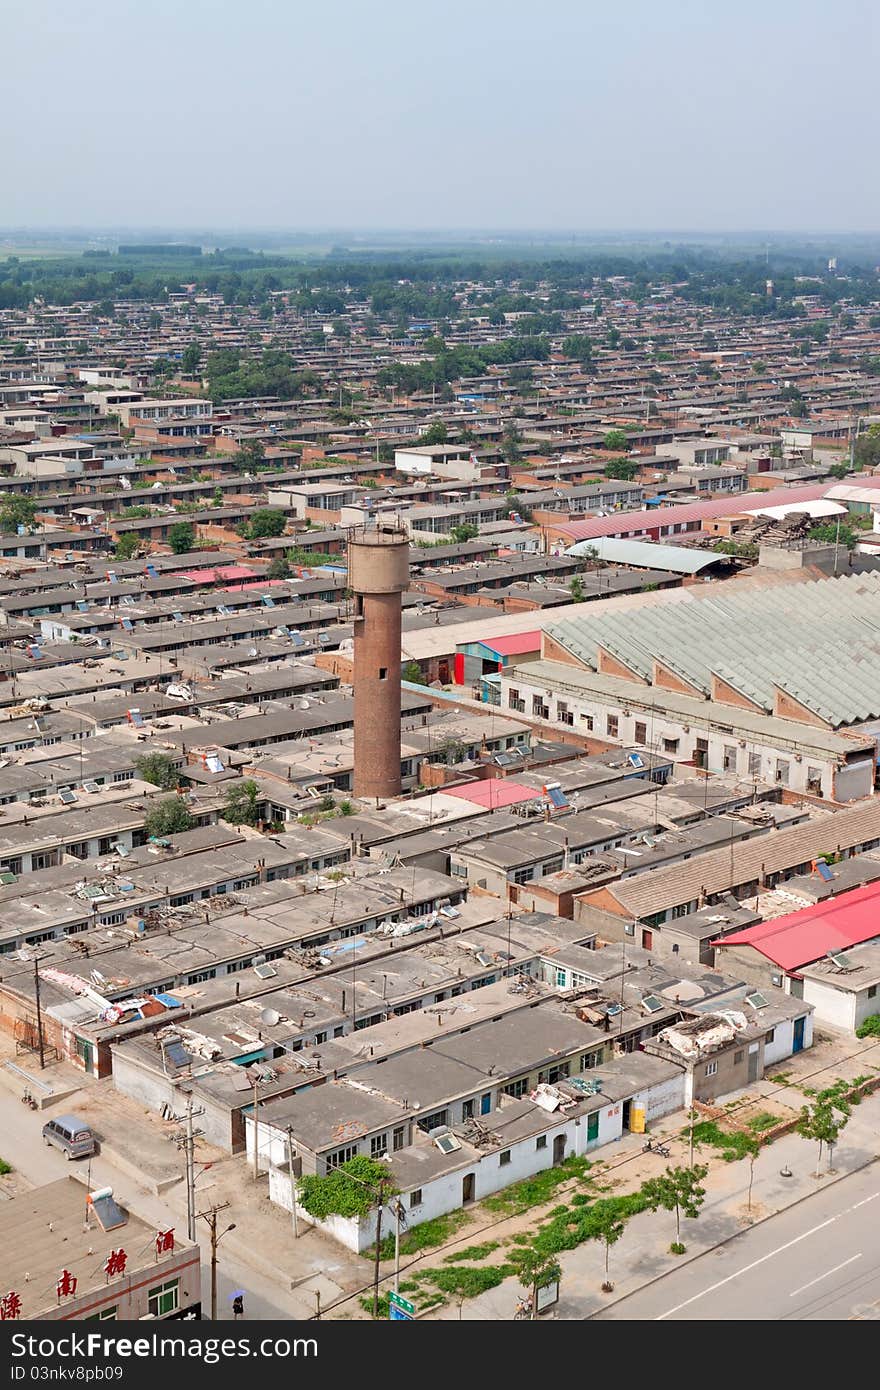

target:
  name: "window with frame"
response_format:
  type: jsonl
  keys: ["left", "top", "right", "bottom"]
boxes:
{"left": 868, "top": 985, "right": 877, "bottom": 999}
{"left": 326, "top": 1143, "right": 359, "bottom": 1169}
{"left": 370, "top": 1133, "right": 388, "bottom": 1158}
{"left": 87, "top": 1306, "right": 118, "bottom": 1321}
{"left": 499, "top": 1149, "right": 511, "bottom": 1166}
{"left": 634, "top": 721, "right": 647, "bottom": 746}
{"left": 393, "top": 1126, "right": 406, "bottom": 1152}
{"left": 748, "top": 751, "right": 762, "bottom": 777}
{"left": 410, "top": 1189, "right": 423, "bottom": 1208}
{"left": 503, "top": 1077, "right": 529, "bottom": 1099}
{"left": 705, "top": 1060, "right": 718, "bottom": 1077}
{"left": 606, "top": 714, "right": 619, "bottom": 738}
{"left": 417, "top": 1109, "right": 448, "bottom": 1133}
{"left": 733, "top": 1050, "right": 744, "bottom": 1065}
{"left": 536, "top": 1136, "right": 547, "bottom": 1150}
{"left": 147, "top": 1279, "right": 179, "bottom": 1318}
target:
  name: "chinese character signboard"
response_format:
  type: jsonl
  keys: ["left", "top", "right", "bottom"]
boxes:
{"left": 0, "top": 1291, "right": 22, "bottom": 1320}
{"left": 156, "top": 1229, "right": 175, "bottom": 1256}
{"left": 104, "top": 1248, "right": 127, "bottom": 1281}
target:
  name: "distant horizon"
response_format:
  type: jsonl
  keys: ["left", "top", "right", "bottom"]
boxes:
{"left": 2, "top": 227, "right": 879, "bottom": 251}
{"left": 1, "top": 226, "right": 879, "bottom": 237}
{"left": 5, "top": 1, "right": 878, "bottom": 232}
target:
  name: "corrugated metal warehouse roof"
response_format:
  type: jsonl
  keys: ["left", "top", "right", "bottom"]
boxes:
{"left": 565, "top": 537, "right": 729, "bottom": 574}
{"left": 546, "top": 570, "right": 880, "bottom": 728}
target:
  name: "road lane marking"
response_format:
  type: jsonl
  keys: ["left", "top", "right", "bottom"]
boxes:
{"left": 789, "top": 1254, "right": 861, "bottom": 1298}
{"left": 850, "top": 1193, "right": 880, "bottom": 1211}
{"left": 656, "top": 1217, "right": 837, "bottom": 1319}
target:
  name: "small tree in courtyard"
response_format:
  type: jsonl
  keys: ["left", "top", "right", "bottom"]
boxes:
{"left": 144, "top": 797, "right": 194, "bottom": 839}
{"left": 514, "top": 1248, "right": 562, "bottom": 1320}
{"left": 135, "top": 753, "right": 179, "bottom": 791}
{"left": 797, "top": 1098, "right": 850, "bottom": 1178}
{"left": 223, "top": 779, "right": 261, "bottom": 827}
{"left": 592, "top": 1206, "right": 626, "bottom": 1292}
{"left": 168, "top": 521, "right": 195, "bottom": 554}
{"left": 642, "top": 1163, "right": 708, "bottom": 1254}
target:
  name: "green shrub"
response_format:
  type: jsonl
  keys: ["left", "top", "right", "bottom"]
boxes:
{"left": 482, "top": 1156, "right": 593, "bottom": 1215}
{"left": 529, "top": 1192, "right": 652, "bottom": 1259}
{"left": 443, "top": 1242, "right": 500, "bottom": 1264}
{"left": 420, "top": 1264, "right": 518, "bottom": 1299}
{"left": 856, "top": 1015, "right": 880, "bottom": 1039}
{"left": 690, "top": 1120, "right": 759, "bottom": 1162}
{"left": 358, "top": 1292, "right": 391, "bottom": 1319}
{"left": 371, "top": 1209, "right": 469, "bottom": 1261}
{"left": 745, "top": 1112, "right": 779, "bottom": 1133}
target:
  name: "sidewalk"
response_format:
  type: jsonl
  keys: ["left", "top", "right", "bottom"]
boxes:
{"left": 428, "top": 1090, "right": 880, "bottom": 1320}
{"left": 0, "top": 1036, "right": 372, "bottom": 1319}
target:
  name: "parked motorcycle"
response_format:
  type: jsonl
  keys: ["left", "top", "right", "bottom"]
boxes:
{"left": 21, "top": 1089, "right": 38, "bottom": 1110}
{"left": 642, "top": 1136, "right": 670, "bottom": 1158}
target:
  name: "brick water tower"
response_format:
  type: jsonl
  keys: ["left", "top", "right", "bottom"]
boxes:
{"left": 348, "top": 523, "right": 410, "bottom": 801}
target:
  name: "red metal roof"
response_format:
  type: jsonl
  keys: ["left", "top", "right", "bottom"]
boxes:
{"left": 216, "top": 565, "right": 258, "bottom": 581}
{"left": 478, "top": 631, "right": 542, "bottom": 657}
{"left": 180, "top": 568, "right": 218, "bottom": 583}
{"left": 552, "top": 480, "right": 880, "bottom": 544}
{"left": 715, "top": 880, "right": 880, "bottom": 971}
{"left": 443, "top": 780, "right": 540, "bottom": 809}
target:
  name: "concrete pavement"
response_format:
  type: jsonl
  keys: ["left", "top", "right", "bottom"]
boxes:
{"left": 597, "top": 1161, "right": 880, "bottom": 1320}
{"left": 0, "top": 1083, "right": 316, "bottom": 1321}
{"left": 430, "top": 1090, "right": 880, "bottom": 1321}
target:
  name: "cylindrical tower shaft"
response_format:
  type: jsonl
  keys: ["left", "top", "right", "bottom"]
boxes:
{"left": 348, "top": 526, "right": 409, "bottom": 801}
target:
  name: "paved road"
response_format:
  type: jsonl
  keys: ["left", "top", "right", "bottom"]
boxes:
{"left": 0, "top": 1088, "right": 301, "bottom": 1320}
{"left": 597, "top": 1161, "right": 880, "bottom": 1320}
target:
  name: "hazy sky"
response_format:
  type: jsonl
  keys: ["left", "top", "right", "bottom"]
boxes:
{"left": 4, "top": 0, "right": 879, "bottom": 232}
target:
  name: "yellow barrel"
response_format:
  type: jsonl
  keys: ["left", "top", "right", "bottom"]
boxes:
{"left": 630, "top": 1103, "right": 646, "bottom": 1134}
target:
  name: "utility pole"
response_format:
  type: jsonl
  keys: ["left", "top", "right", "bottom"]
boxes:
{"left": 33, "top": 955, "right": 46, "bottom": 1069}
{"left": 373, "top": 1180, "right": 388, "bottom": 1318}
{"left": 172, "top": 1095, "right": 205, "bottom": 1242}
{"left": 252, "top": 1076, "right": 261, "bottom": 1182}
{"left": 392, "top": 1197, "right": 406, "bottom": 1293}
{"left": 286, "top": 1127, "right": 299, "bottom": 1239}
{"left": 197, "top": 1202, "right": 234, "bottom": 1321}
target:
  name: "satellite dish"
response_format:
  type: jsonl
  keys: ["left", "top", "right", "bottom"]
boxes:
{"left": 260, "top": 1008, "right": 281, "bottom": 1027}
